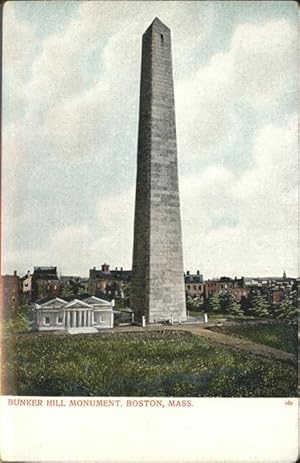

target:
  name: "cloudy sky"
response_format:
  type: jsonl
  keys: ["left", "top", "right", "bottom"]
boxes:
{"left": 2, "top": 1, "right": 297, "bottom": 278}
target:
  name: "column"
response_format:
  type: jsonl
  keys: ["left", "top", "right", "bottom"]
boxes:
{"left": 111, "top": 311, "right": 114, "bottom": 328}
{"left": 84, "top": 310, "right": 88, "bottom": 327}
{"left": 87, "top": 311, "right": 91, "bottom": 327}
{"left": 63, "top": 311, "right": 66, "bottom": 328}
{"left": 78, "top": 311, "right": 82, "bottom": 327}
{"left": 67, "top": 311, "right": 70, "bottom": 328}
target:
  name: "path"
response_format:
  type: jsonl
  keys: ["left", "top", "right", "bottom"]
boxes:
{"left": 99, "top": 323, "right": 296, "bottom": 364}
{"left": 178, "top": 324, "right": 296, "bottom": 364}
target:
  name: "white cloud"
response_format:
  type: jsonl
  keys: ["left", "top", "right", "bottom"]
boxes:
{"left": 232, "top": 19, "right": 296, "bottom": 106}
{"left": 3, "top": 5, "right": 36, "bottom": 81}
{"left": 92, "top": 187, "right": 135, "bottom": 269}
{"left": 176, "top": 18, "right": 297, "bottom": 158}
{"left": 181, "top": 114, "right": 297, "bottom": 277}
{"left": 7, "top": 188, "right": 137, "bottom": 276}
{"left": 8, "top": 1, "right": 211, "bottom": 160}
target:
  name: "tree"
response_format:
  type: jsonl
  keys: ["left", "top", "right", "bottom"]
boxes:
{"left": 60, "top": 280, "right": 86, "bottom": 298}
{"left": 60, "top": 285, "right": 75, "bottom": 298}
{"left": 248, "top": 294, "right": 270, "bottom": 318}
{"left": 225, "top": 293, "right": 243, "bottom": 317}
{"left": 5, "top": 314, "right": 30, "bottom": 334}
{"left": 208, "top": 293, "right": 221, "bottom": 313}
{"left": 114, "top": 283, "right": 131, "bottom": 308}
{"left": 186, "top": 296, "right": 201, "bottom": 312}
{"left": 274, "top": 292, "right": 297, "bottom": 319}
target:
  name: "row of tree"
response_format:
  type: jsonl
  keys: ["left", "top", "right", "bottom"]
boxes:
{"left": 186, "top": 291, "right": 297, "bottom": 319}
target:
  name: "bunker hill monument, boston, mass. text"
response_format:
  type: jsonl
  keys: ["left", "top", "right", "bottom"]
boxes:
{"left": 131, "top": 18, "right": 187, "bottom": 323}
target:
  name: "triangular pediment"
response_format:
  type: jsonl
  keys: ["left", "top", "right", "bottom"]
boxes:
{"left": 64, "top": 299, "right": 92, "bottom": 309}
{"left": 39, "top": 297, "right": 67, "bottom": 308}
{"left": 83, "top": 296, "right": 111, "bottom": 306}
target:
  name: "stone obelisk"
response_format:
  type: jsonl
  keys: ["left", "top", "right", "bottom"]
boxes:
{"left": 131, "top": 18, "right": 186, "bottom": 323}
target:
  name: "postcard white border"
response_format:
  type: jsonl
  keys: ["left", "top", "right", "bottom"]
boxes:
{"left": 0, "top": 396, "right": 298, "bottom": 462}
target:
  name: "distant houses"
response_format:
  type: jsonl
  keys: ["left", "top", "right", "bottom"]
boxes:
{"left": 1, "top": 263, "right": 297, "bottom": 327}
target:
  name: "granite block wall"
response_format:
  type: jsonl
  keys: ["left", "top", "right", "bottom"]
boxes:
{"left": 131, "top": 18, "right": 186, "bottom": 323}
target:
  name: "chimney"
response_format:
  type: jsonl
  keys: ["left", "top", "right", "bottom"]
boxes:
{"left": 187, "top": 271, "right": 190, "bottom": 276}
{"left": 120, "top": 267, "right": 123, "bottom": 272}
{"left": 13, "top": 270, "right": 17, "bottom": 277}
{"left": 93, "top": 267, "right": 96, "bottom": 270}
{"left": 27, "top": 270, "right": 30, "bottom": 276}
{"left": 197, "top": 270, "right": 200, "bottom": 275}
{"left": 115, "top": 267, "right": 118, "bottom": 271}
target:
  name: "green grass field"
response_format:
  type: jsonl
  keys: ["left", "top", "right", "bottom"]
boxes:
{"left": 2, "top": 330, "right": 296, "bottom": 397}
{"left": 210, "top": 321, "right": 297, "bottom": 355}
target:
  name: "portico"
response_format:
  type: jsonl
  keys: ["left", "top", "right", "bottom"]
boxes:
{"left": 33, "top": 296, "right": 114, "bottom": 332}
{"left": 64, "top": 309, "right": 93, "bottom": 328}
{"left": 63, "top": 300, "right": 93, "bottom": 328}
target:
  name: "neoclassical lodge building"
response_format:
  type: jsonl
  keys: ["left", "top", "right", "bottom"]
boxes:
{"left": 33, "top": 296, "right": 114, "bottom": 333}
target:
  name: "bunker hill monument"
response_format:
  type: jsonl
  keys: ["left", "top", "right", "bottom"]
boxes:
{"left": 131, "top": 18, "right": 187, "bottom": 323}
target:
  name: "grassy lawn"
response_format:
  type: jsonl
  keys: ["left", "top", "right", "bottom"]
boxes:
{"left": 2, "top": 330, "right": 296, "bottom": 397}
{"left": 210, "top": 321, "right": 297, "bottom": 355}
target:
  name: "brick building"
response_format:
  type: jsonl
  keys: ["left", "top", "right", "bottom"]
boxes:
{"left": 1, "top": 271, "right": 21, "bottom": 318}
{"left": 185, "top": 270, "right": 204, "bottom": 298}
{"left": 22, "top": 267, "right": 61, "bottom": 302}
{"left": 204, "top": 276, "right": 245, "bottom": 300}
{"left": 88, "top": 264, "right": 131, "bottom": 299}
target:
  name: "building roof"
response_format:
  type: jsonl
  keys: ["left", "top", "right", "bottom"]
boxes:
{"left": 63, "top": 299, "right": 92, "bottom": 309}
{"left": 34, "top": 266, "right": 57, "bottom": 272}
{"left": 185, "top": 275, "right": 203, "bottom": 283}
{"left": 34, "top": 296, "right": 114, "bottom": 311}
{"left": 35, "top": 297, "right": 67, "bottom": 308}
{"left": 60, "top": 276, "right": 80, "bottom": 281}
{"left": 83, "top": 296, "right": 112, "bottom": 306}
{"left": 33, "top": 267, "right": 58, "bottom": 279}
{"left": 91, "top": 269, "right": 131, "bottom": 280}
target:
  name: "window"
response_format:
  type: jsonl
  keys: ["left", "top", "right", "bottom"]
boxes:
{"left": 160, "top": 33, "right": 164, "bottom": 43}
{"left": 58, "top": 317, "right": 63, "bottom": 324}
{"left": 45, "top": 317, "right": 50, "bottom": 325}
{"left": 187, "top": 285, "right": 190, "bottom": 290}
